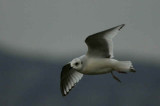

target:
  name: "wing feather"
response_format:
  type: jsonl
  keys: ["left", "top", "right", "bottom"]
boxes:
{"left": 60, "top": 64, "right": 83, "bottom": 96}
{"left": 85, "top": 24, "right": 125, "bottom": 58}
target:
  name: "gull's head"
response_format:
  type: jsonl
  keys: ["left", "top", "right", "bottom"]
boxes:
{"left": 70, "top": 58, "right": 83, "bottom": 71}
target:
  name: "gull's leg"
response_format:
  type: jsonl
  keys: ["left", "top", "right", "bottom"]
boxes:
{"left": 111, "top": 72, "right": 121, "bottom": 83}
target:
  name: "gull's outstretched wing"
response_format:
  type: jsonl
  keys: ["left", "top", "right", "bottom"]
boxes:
{"left": 85, "top": 24, "right": 125, "bottom": 58}
{"left": 60, "top": 64, "right": 83, "bottom": 96}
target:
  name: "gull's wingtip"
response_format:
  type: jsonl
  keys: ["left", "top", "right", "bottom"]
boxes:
{"left": 110, "top": 24, "right": 125, "bottom": 31}
{"left": 118, "top": 24, "right": 125, "bottom": 30}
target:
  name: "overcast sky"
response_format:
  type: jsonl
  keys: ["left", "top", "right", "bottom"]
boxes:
{"left": 0, "top": 0, "right": 160, "bottom": 62}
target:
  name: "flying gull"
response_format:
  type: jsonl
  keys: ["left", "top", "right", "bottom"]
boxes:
{"left": 60, "top": 24, "right": 136, "bottom": 96}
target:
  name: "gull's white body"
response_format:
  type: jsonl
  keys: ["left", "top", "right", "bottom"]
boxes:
{"left": 76, "top": 55, "right": 133, "bottom": 75}
{"left": 60, "top": 24, "right": 136, "bottom": 96}
{"left": 82, "top": 57, "right": 114, "bottom": 75}
{"left": 78, "top": 55, "right": 113, "bottom": 74}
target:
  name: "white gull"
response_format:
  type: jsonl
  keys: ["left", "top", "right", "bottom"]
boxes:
{"left": 60, "top": 24, "right": 136, "bottom": 96}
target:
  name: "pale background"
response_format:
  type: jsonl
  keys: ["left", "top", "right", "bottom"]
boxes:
{"left": 0, "top": 0, "right": 160, "bottom": 106}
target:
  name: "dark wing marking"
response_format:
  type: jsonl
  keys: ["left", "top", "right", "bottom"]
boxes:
{"left": 60, "top": 64, "right": 83, "bottom": 96}
{"left": 85, "top": 24, "right": 125, "bottom": 58}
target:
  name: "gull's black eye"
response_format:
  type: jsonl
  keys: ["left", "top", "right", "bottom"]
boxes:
{"left": 75, "top": 62, "right": 79, "bottom": 66}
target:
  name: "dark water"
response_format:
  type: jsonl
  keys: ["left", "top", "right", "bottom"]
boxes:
{"left": 0, "top": 52, "right": 160, "bottom": 106}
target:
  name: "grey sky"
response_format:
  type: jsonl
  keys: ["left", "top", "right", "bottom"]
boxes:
{"left": 0, "top": 0, "right": 160, "bottom": 61}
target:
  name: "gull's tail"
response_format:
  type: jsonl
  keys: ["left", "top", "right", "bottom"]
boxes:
{"left": 115, "top": 61, "right": 136, "bottom": 72}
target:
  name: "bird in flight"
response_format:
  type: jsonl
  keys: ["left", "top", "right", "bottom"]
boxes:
{"left": 60, "top": 24, "right": 136, "bottom": 96}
